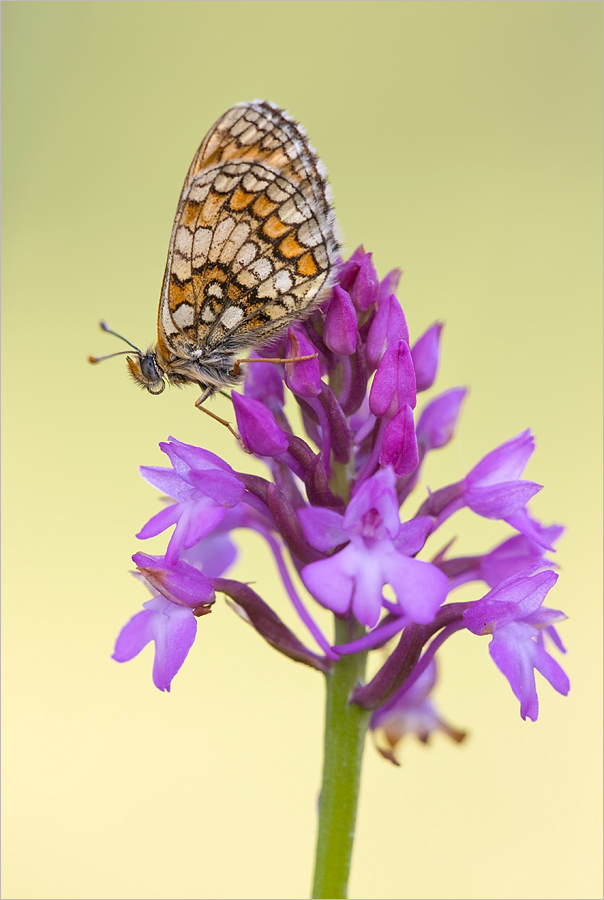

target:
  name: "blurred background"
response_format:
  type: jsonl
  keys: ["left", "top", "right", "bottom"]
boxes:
{"left": 2, "top": 3, "right": 602, "bottom": 898}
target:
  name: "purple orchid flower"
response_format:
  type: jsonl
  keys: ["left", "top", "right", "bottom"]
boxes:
{"left": 136, "top": 437, "right": 246, "bottom": 564}
{"left": 463, "top": 567, "right": 569, "bottom": 720}
{"left": 112, "top": 552, "right": 217, "bottom": 692}
{"left": 300, "top": 468, "right": 448, "bottom": 628}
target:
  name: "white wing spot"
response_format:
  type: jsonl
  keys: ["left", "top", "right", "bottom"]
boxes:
{"left": 207, "top": 283, "right": 223, "bottom": 299}
{"left": 273, "top": 269, "right": 293, "bottom": 293}
{"left": 201, "top": 305, "right": 217, "bottom": 323}
{"left": 221, "top": 307, "right": 244, "bottom": 329}
{"left": 172, "top": 304, "right": 195, "bottom": 328}
{"left": 251, "top": 257, "right": 273, "bottom": 280}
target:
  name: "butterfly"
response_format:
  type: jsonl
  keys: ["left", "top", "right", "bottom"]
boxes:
{"left": 93, "top": 100, "right": 340, "bottom": 427}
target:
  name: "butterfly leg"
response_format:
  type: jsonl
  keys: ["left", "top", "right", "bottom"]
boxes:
{"left": 232, "top": 353, "right": 318, "bottom": 376}
{"left": 195, "top": 388, "right": 252, "bottom": 453}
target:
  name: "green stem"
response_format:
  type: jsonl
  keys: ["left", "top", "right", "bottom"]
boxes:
{"left": 311, "top": 616, "right": 370, "bottom": 899}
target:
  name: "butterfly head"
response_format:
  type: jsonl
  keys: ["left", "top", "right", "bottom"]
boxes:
{"left": 127, "top": 350, "right": 166, "bottom": 395}
{"left": 90, "top": 322, "right": 166, "bottom": 395}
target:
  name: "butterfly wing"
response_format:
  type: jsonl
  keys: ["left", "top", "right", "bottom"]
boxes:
{"left": 157, "top": 102, "right": 340, "bottom": 364}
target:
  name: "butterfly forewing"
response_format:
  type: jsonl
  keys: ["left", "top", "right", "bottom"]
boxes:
{"left": 157, "top": 101, "right": 339, "bottom": 382}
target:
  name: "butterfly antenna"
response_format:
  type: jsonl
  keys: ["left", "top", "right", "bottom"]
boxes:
{"left": 98, "top": 321, "right": 142, "bottom": 354}
{"left": 89, "top": 350, "right": 138, "bottom": 364}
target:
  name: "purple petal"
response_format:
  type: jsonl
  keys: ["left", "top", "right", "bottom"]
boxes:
{"left": 136, "top": 502, "right": 181, "bottom": 541}
{"left": 112, "top": 596, "right": 198, "bottom": 692}
{"left": 299, "top": 506, "right": 347, "bottom": 551}
{"left": 324, "top": 285, "right": 358, "bottom": 355}
{"left": 187, "top": 469, "right": 245, "bottom": 507}
{"left": 379, "top": 405, "right": 419, "bottom": 476}
{"left": 416, "top": 388, "right": 466, "bottom": 450}
{"left": 139, "top": 466, "right": 188, "bottom": 499}
{"left": 383, "top": 551, "right": 449, "bottom": 624}
{"left": 182, "top": 531, "right": 238, "bottom": 578}
{"left": 465, "top": 480, "right": 542, "bottom": 519}
{"left": 147, "top": 596, "right": 198, "bottom": 692}
{"left": 466, "top": 430, "right": 534, "bottom": 487}
{"left": 395, "top": 516, "right": 434, "bottom": 555}
{"left": 345, "top": 467, "right": 400, "bottom": 540}
{"left": 162, "top": 437, "right": 235, "bottom": 476}
{"left": 112, "top": 607, "right": 156, "bottom": 662}
{"left": 488, "top": 619, "right": 569, "bottom": 721}
{"left": 301, "top": 553, "right": 355, "bottom": 617}
{"left": 530, "top": 639, "right": 570, "bottom": 696}
{"left": 232, "top": 392, "right": 289, "bottom": 457}
{"left": 489, "top": 622, "right": 540, "bottom": 720}
{"left": 504, "top": 507, "right": 561, "bottom": 551}
{"left": 180, "top": 502, "right": 227, "bottom": 554}
{"left": 481, "top": 530, "right": 559, "bottom": 587}
{"left": 411, "top": 322, "right": 443, "bottom": 392}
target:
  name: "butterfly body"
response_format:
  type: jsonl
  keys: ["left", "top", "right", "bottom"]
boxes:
{"left": 127, "top": 100, "right": 341, "bottom": 403}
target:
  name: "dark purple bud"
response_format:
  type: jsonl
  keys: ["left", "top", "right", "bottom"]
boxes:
{"left": 366, "top": 294, "right": 410, "bottom": 370}
{"left": 324, "top": 285, "right": 358, "bottom": 355}
{"left": 213, "top": 578, "right": 332, "bottom": 673}
{"left": 231, "top": 392, "right": 289, "bottom": 457}
{"left": 369, "top": 340, "right": 417, "bottom": 417}
{"left": 319, "top": 385, "right": 351, "bottom": 464}
{"left": 379, "top": 405, "right": 419, "bottom": 476}
{"left": 285, "top": 328, "right": 322, "bottom": 398}
{"left": 411, "top": 323, "right": 443, "bottom": 392}
{"left": 416, "top": 388, "right": 466, "bottom": 450}
{"left": 350, "top": 253, "right": 379, "bottom": 312}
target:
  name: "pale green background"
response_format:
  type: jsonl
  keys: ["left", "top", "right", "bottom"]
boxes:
{"left": 2, "top": 3, "right": 602, "bottom": 899}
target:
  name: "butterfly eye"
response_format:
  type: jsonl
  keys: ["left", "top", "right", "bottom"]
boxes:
{"left": 141, "top": 353, "right": 164, "bottom": 384}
